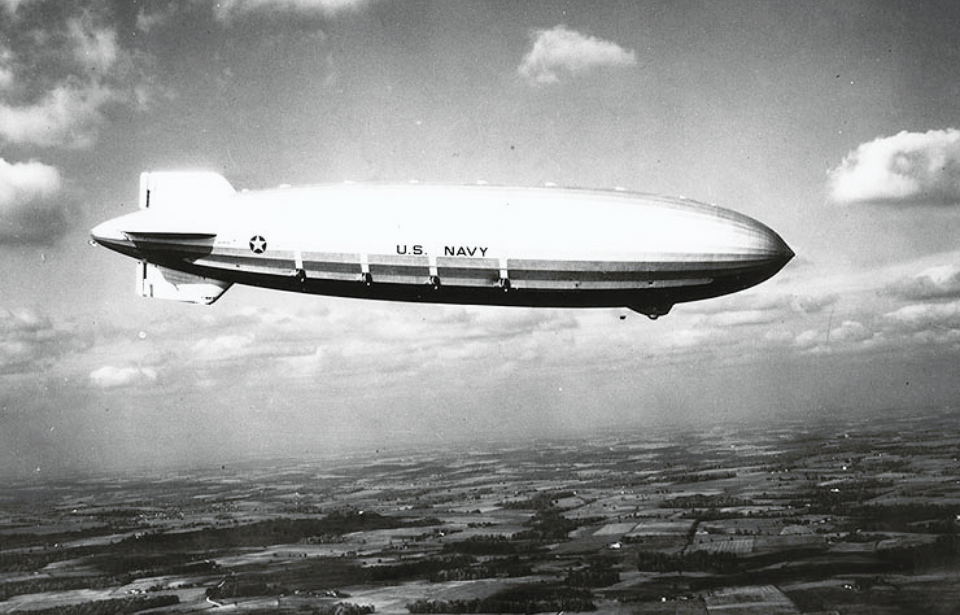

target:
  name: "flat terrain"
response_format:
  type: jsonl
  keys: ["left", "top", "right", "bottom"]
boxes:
{"left": 3, "top": 406, "right": 960, "bottom": 614}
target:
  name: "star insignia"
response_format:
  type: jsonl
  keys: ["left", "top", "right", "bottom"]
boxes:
{"left": 249, "top": 235, "right": 267, "bottom": 254}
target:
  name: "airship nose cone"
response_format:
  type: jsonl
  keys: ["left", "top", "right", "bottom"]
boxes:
{"left": 90, "top": 219, "right": 122, "bottom": 244}
{"left": 767, "top": 228, "right": 794, "bottom": 270}
{"left": 745, "top": 223, "right": 793, "bottom": 285}
{"left": 90, "top": 216, "right": 139, "bottom": 258}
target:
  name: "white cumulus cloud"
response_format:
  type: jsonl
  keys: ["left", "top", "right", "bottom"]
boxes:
{"left": 884, "top": 301, "right": 960, "bottom": 332}
{"left": 518, "top": 25, "right": 637, "bottom": 85}
{"left": 793, "top": 320, "right": 873, "bottom": 353}
{"left": 0, "top": 81, "right": 115, "bottom": 149}
{"left": 213, "top": 0, "right": 372, "bottom": 19}
{"left": 886, "top": 263, "right": 960, "bottom": 300}
{"left": 90, "top": 365, "right": 158, "bottom": 389}
{"left": 0, "top": 5, "right": 159, "bottom": 149}
{"left": 828, "top": 128, "right": 960, "bottom": 205}
{"left": 0, "top": 158, "right": 66, "bottom": 243}
{"left": 0, "top": 158, "right": 60, "bottom": 205}
{"left": 828, "top": 320, "right": 874, "bottom": 344}
{"left": 0, "top": 307, "right": 86, "bottom": 373}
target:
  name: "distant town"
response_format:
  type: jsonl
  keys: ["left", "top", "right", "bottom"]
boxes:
{"left": 2, "top": 405, "right": 959, "bottom": 614}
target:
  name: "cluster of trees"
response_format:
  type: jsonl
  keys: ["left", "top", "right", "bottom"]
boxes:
{"left": 663, "top": 471, "right": 737, "bottom": 484}
{"left": 661, "top": 494, "right": 754, "bottom": 509}
{"left": 206, "top": 575, "right": 290, "bottom": 600}
{"left": 514, "top": 509, "right": 589, "bottom": 541}
{"left": 120, "top": 510, "right": 438, "bottom": 552}
{"left": 1, "top": 548, "right": 218, "bottom": 602}
{"left": 564, "top": 561, "right": 620, "bottom": 587}
{"left": 442, "top": 535, "right": 518, "bottom": 556}
{"left": 430, "top": 556, "right": 533, "bottom": 582}
{"left": 499, "top": 491, "right": 576, "bottom": 511}
{"left": 0, "top": 526, "right": 140, "bottom": 552}
{"left": 879, "top": 534, "right": 960, "bottom": 572}
{"left": 302, "top": 533, "right": 347, "bottom": 545}
{"left": 364, "top": 552, "right": 533, "bottom": 583}
{"left": 313, "top": 603, "right": 375, "bottom": 615}
{"left": 0, "top": 575, "right": 135, "bottom": 603}
{"left": 796, "top": 479, "right": 894, "bottom": 516}
{"left": 406, "top": 585, "right": 595, "bottom": 613}
{"left": 89, "top": 552, "right": 218, "bottom": 576}
{"left": 236, "top": 602, "right": 374, "bottom": 615}
{"left": 636, "top": 550, "right": 739, "bottom": 574}
{"left": 0, "top": 548, "right": 98, "bottom": 575}
{"left": 364, "top": 555, "right": 474, "bottom": 583}
{"left": 11, "top": 594, "right": 178, "bottom": 615}
{"left": 853, "top": 503, "right": 959, "bottom": 533}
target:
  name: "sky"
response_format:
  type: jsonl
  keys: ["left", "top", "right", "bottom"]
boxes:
{"left": 2, "top": 0, "right": 960, "bottom": 479}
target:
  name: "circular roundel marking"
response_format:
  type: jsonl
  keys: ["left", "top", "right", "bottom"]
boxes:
{"left": 249, "top": 235, "right": 267, "bottom": 254}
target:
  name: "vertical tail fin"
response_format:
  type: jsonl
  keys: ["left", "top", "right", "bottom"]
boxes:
{"left": 139, "top": 171, "right": 235, "bottom": 211}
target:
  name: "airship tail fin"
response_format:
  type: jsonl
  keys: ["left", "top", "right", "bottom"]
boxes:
{"left": 139, "top": 171, "right": 235, "bottom": 211}
{"left": 136, "top": 261, "right": 232, "bottom": 305}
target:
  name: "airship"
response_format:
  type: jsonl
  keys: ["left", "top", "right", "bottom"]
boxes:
{"left": 90, "top": 172, "right": 793, "bottom": 319}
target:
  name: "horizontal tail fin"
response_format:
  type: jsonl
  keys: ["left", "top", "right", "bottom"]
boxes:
{"left": 137, "top": 261, "right": 231, "bottom": 305}
{"left": 125, "top": 231, "right": 217, "bottom": 258}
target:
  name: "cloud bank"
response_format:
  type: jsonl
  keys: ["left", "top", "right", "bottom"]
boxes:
{"left": 0, "top": 158, "right": 66, "bottom": 244}
{"left": 518, "top": 25, "right": 637, "bottom": 85}
{"left": 828, "top": 128, "right": 960, "bottom": 205}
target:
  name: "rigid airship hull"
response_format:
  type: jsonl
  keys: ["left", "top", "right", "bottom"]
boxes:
{"left": 91, "top": 172, "right": 794, "bottom": 318}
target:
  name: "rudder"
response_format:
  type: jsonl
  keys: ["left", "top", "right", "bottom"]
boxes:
{"left": 139, "top": 171, "right": 235, "bottom": 211}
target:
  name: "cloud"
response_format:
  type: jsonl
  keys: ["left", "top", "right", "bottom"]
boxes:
{"left": 518, "top": 25, "right": 637, "bottom": 85}
{"left": 0, "top": 47, "right": 13, "bottom": 90}
{"left": 0, "top": 0, "right": 30, "bottom": 15}
{"left": 788, "top": 293, "right": 839, "bottom": 315}
{"left": 885, "top": 264, "right": 960, "bottom": 301}
{"left": 794, "top": 320, "right": 874, "bottom": 354}
{"left": 191, "top": 334, "right": 255, "bottom": 361}
{"left": 212, "top": 0, "right": 372, "bottom": 19}
{"left": 0, "top": 83, "right": 115, "bottom": 149}
{"left": 89, "top": 365, "right": 158, "bottom": 389}
{"left": 883, "top": 301, "right": 960, "bottom": 333}
{"left": 828, "top": 128, "right": 960, "bottom": 205}
{"left": 136, "top": 4, "right": 175, "bottom": 33}
{"left": 829, "top": 320, "right": 874, "bottom": 344}
{"left": 703, "top": 309, "right": 780, "bottom": 328}
{"left": 0, "top": 307, "right": 85, "bottom": 374}
{"left": 0, "top": 158, "right": 67, "bottom": 244}
{"left": 0, "top": 5, "right": 158, "bottom": 149}
{"left": 66, "top": 14, "right": 119, "bottom": 75}
{"left": 877, "top": 301, "right": 960, "bottom": 349}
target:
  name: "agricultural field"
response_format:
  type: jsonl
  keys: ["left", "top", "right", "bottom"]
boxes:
{"left": 3, "top": 406, "right": 960, "bottom": 613}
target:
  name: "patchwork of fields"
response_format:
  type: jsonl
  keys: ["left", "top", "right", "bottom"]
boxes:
{"left": 3, "top": 406, "right": 960, "bottom": 613}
